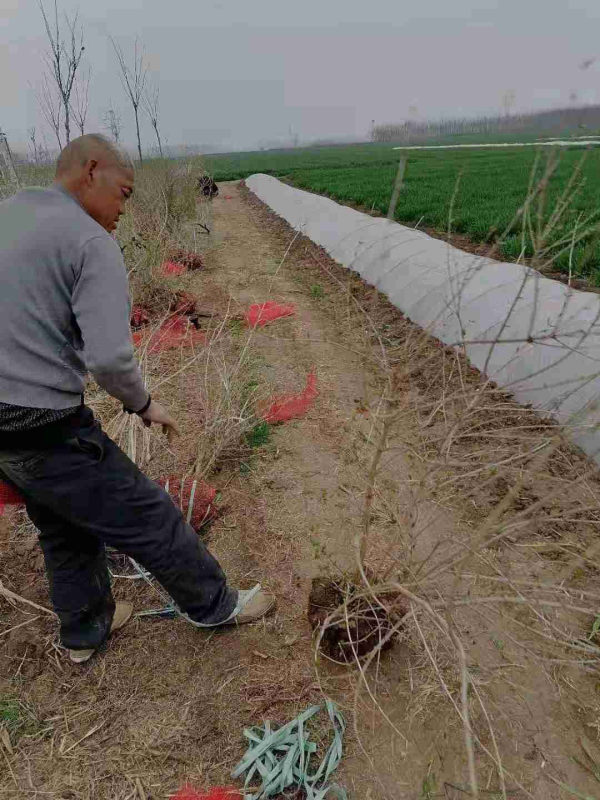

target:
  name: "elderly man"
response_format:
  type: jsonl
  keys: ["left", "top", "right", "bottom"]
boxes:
{"left": 0, "top": 134, "right": 274, "bottom": 663}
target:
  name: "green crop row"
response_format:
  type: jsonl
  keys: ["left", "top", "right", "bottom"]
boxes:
{"left": 206, "top": 143, "right": 600, "bottom": 281}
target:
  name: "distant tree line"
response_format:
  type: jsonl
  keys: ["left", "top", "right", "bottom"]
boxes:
{"left": 9, "top": 1, "right": 166, "bottom": 168}
{"left": 372, "top": 105, "right": 600, "bottom": 143}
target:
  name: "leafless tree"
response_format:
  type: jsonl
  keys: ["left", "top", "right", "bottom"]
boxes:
{"left": 28, "top": 128, "right": 51, "bottom": 165}
{"left": 111, "top": 36, "right": 147, "bottom": 163}
{"left": 0, "top": 129, "right": 19, "bottom": 187}
{"left": 38, "top": 1, "right": 85, "bottom": 145}
{"left": 35, "top": 74, "right": 63, "bottom": 149}
{"left": 143, "top": 82, "right": 163, "bottom": 157}
{"left": 71, "top": 65, "right": 91, "bottom": 136}
{"left": 28, "top": 128, "right": 41, "bottom": 164}
{"left": 501, "top": 88, "right": 516, "bottom": 118}
{"left": 288, "top": 125, "right": 299, "bottom": 148}
{"left": 102, "top": 102, "right": 123, "bottom": 145}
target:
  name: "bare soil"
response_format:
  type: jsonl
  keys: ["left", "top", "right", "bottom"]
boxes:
{"left": 1, "top": 181, "right": 600, "bottom": 799}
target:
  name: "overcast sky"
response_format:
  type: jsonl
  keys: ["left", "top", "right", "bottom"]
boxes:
{"left": 2, "top": 0, "right": 600, "bottom": 153}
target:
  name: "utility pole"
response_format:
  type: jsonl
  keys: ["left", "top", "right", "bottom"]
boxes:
{"left": 0, "top": 129, "right": 19, "bottom": 187}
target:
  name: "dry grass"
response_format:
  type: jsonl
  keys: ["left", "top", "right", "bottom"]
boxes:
{"left": 118, "top": 158, "right": 209, "bottom": 318}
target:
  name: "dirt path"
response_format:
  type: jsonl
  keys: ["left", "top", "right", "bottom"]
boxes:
{"left": 204, "top": 185, "right": 419, "bottom": 579}
{"left": 1, "top": 180, "right": 600, "bottom": 799}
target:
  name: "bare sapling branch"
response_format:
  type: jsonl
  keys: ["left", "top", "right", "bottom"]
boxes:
{"left": 103, "top": 101, "right": 123, "bottom": 144}
{"left": 111, "top": 36, "right": 148, "bottom": 163}
{"left": 38, "top": 0, "right": 85, "bottom": 145}
{"left": 143, "top": 82, "right": 163, "bottom": 158}
{"left": 71, "top": 64, "right": 91, "bottom": 136}
{"left": 34, "top": 75, "right": 63, "bottom": 149}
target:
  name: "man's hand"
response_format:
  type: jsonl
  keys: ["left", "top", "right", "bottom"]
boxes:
{"left": 139, "top": 400, "right": 180, "bottom": 443}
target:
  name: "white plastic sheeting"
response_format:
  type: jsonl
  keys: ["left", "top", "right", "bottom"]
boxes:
{"left": 246, "top": 173, "right": 600, "bottom": 463}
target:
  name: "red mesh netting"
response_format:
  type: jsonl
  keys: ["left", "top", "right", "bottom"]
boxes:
{"left": 245, "top": 301, "right": 296, "bottom": 328}
{"left": 170, "top": 249, "right": 204, "bottom": 271}
{"left": 133, "top": 316, "right": 205, "bottom": 354}
{"left": 159, "top": 478, "right": 218, "bottom": 528}
{"left": 130, "top": 305, "right": 151, "bottom": 330}
{"left": 172, "top": 787, "right": 241, "bottom": 800}
{"left": 263, "top": 371, "right": 318, "bottom": 424}
{"left": 0, "top": 481, "right": 25, "bottom": 515}
{"left": 162, "top": 260, "right": 187, "bottom": 277}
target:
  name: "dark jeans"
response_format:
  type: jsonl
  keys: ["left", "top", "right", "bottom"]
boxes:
{"left": 0, "top": 407, "right": 236, "bottom": 651}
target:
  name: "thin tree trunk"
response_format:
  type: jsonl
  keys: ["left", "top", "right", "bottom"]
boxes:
{"left": 51, "top": 125, "right": 62, "bottom": 150}
{"left": 134, "top": 105, "right": 143, "bottom": 163}
{"left": 153, "top": 124, "right": 163, "bottom": 157}
{"left": 64, "top": 103, "right": 70, "bottom": 144}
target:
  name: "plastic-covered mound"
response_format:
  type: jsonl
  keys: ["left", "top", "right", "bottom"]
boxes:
{"left": 172, "top": 787, "right": 241, "bottom": 800}
{"left": 0, "top": 480, "right": 25, "bottom": 515}
{"left": 170, "top": 249, "right": 204, "bottom": 271}
{"left": 263, "top": 372, "right": 318, "bottom": 424}
{"left": 130, "top": 305, "right": 151, "bottom": 330}
{"left": 245, "top": 301, "right": 296, "bottom": 328}
{"left": 133, "top": 316, "right": 205, "bottom": 354}
{"left": 159, "top": 477, "right": 218, "bottom": 529}
{"left": 170, "top": 290, "right": 197, "bottom": 316}
{"left": 162, "top": 260, "right": 187, "bottom": 277}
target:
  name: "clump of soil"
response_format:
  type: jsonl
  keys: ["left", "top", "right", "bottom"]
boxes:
{"left": 130, "top": 305, "right": 151, "bottom": 330}
{"left": 130, "top": 274, "right": 175, "bottom": 322}
{"left": 4, "top": 628, "right": 47, "bottom": 679}
{"left": 170, "top": 248, "right": 204, "bottom": 271}
{"left": 132, "top": 291, "right": 205, "bottom": 331}
{"left": 170, "top": 290, "right": 198, "bottom": 316}
{"left": 308, "top": 576, "right": 405, "bottom": 662}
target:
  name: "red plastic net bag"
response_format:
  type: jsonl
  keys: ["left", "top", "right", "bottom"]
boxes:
{"left": 130, "top": 305, "right": 151, "bottom": 330}
{"left": 133, "top": 316, "right": 205, "bottom": 354}
{"left": 162, "top": 260, "right": 187, "bottom": 277}
{"left": 245, "top": 301, "right": 295, "bottom": 328}
{"left": 159, "top": 477, "right": 218, "bottom": 529}
{"left": 263, "top": 371, "right": 318, "bottom": 424}
{"left": 172, "top": 787, "right": 241, "bottom": 800}
{"left": 0, "top": 481, "right": 25, "bottom": 515}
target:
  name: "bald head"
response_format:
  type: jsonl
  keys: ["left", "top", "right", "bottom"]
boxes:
{"left": 54, "top": 134, "right": 135, "bottom": 233}
{"left": 55, "top": 134, "right": 132, "bottom": 177}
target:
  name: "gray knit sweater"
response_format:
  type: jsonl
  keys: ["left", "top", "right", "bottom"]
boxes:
{"left": 0, "top": 185, "right": 148, "bottom": 413}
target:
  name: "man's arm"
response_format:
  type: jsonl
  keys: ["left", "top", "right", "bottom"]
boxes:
{"left": 73, "top": 234, "right": 180, "bottom": 441}
{"left": 72, "top": 234, "right": 149, "bottom": 411}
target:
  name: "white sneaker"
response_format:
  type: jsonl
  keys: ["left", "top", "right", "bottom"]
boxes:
{"left": 183, "top": 585, "right": 276, "bottom": 628}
